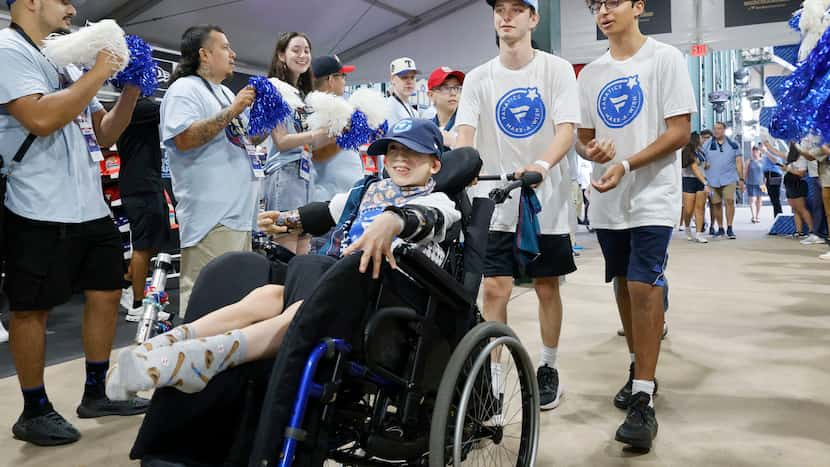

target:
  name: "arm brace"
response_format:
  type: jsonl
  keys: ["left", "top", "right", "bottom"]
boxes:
{"left": 384, "top": 204, "right": 445, "bottom": 244}
{"left": 296, "top": 202, "right": 336, "bottom": 236}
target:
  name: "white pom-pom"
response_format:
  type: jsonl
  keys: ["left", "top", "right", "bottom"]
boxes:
{"left": 268, "top": 78, "right": 305, "bottom": 110}
{"left": 798, "top": 0, "right": 830, "bottom": 60}
{"left": 348, "top": 88, "right": 388, "bottom": 129}
{"left": 305, "top": 91, "right": 354, "bottom": 136}
{"left": 42, "top": 20, "right": 128, "bottom": 72}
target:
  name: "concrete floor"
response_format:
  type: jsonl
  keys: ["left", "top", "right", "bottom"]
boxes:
{"left": 0, "top": 208, "right": 828, "bottom": 467}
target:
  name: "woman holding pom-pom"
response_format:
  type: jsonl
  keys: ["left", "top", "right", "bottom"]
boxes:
{"left": 264, "top": 32, "right": 335, "bottom": 255}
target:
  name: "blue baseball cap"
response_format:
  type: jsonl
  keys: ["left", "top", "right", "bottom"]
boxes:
{"left": 367, "top": 118, "right": 444, "bottom": 159}
{"left": 486, "top": 0, "right": 538, "bottom": 10}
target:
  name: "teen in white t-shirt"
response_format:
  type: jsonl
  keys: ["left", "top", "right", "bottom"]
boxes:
{"left": 576, "top": 0, "right": 696, "bottom": 452}
{"left": 456, "top": 0, "right": 579, "bottom": 412}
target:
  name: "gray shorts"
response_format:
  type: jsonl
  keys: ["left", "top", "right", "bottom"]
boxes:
{"left": 264, "top": 160, "right": 313, "bottom": 211}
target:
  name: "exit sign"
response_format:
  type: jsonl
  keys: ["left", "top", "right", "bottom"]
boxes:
{"left": 691, "top": 44, "right": 708, "bottom": 57}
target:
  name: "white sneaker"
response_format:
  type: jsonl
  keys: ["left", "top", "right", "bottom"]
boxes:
{"left": 120, "top": 287, "right": 134, "bottom": 311}
{"left": 800, "top": 234, "right": 824, "bottom": 245}
{"left": 0, "top": 321, "right": 8, "bottom": 344}
{"left": 686, "top": 231, "right": 694, "bottom": 241}
{"left": 819, "top": 251, "right": 830, "bottom": 260}
{"left": 125, "top": 305, "right": 170, "bottom": 323}
{"left": 694, "top": 235, "right": 709, "bottom": 244}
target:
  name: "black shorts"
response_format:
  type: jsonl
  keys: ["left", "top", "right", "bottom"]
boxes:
{"left": 784, "top": 173, "right": 808, "bottom": 199}
{"left": 483, "top": 231, "right": 577, "bottom": 278}
{"left": 682, "top": 177, "right": 705, "bottom": 194}
{"left": 122, "top": 191, "right": 170, "bottom": 251}
{"left": 2, "top": 210, "right": 125, "bottom": 311}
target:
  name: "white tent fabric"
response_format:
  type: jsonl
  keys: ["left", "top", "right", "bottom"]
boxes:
{"left": 1, "top": 0, "right": 804, "bottom": 82}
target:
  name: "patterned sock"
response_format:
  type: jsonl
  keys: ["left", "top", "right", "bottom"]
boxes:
{"left": 136, "top": 325, "right": 196, "bottom": 355}
{"left": 107, "top": 330, "right": 246, "bottom": 399}
{"left": 83, "top": 360, "right": 109, "bottom": 399}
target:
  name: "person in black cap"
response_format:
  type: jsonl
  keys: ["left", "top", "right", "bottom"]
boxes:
{"left": 107, "top": 118, "right": 461, "bottom": 397}
{"left": 310, "top": 56, "right": 364, "bottom": 203}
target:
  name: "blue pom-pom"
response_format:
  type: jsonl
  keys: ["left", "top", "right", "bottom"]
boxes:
{"left": 336, "top": 111, "right": 375, "bottom": 151}
{"left": 789, "top": 9, "right": 802, "bottom": 32}
{"left": 110, "top": 35, "right": 158, "bottom": 97}
{"left": 770, "top": 25, "right": 830, "bottom": 141}
{"left": 247, "top": 76, "right": 293, "bottom": 136}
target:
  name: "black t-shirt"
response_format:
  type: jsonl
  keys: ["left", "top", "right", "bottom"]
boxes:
{"left": 117, "top": 98, "right": 163, "bottom": 196}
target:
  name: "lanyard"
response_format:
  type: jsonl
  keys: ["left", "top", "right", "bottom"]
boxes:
{"left": 394, "top": 94, "right": 417, "bottom": 118}
{"left": 198, "top": 76, "right": 249, "bottom": 143}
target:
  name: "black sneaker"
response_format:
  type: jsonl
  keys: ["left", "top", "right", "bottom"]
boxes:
{"left": 12, "top": 406, "right": 81, "bottom": 446}
{"left": 615, "top": 392, "right": 658, "bottom": 450}
{"left": 76, "top": 394, "right": 150, "bottom": 419}
{"left": 614, "top": 363, "right": 659, "bottom": 410}
{"left": 727, "top": 227, "right": 736, "bottom": 239}
{"left": 537, "top": 365, "right": 562, "bottom": 410}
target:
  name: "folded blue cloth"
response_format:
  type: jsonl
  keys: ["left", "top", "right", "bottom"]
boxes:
{"left": 515, "top": 187, "right": 542, "bottom": 265}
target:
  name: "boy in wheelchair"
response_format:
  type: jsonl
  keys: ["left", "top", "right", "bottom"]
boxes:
{"left": 105, "top": 118, "right": 463, "bottom": 400}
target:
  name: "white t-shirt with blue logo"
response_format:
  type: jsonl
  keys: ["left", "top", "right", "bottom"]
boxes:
{"left": 456, "top": 51, "right": 581, "bottom": 235}
{"left": 578, "top": 38, "right": 697, "bottom": 230}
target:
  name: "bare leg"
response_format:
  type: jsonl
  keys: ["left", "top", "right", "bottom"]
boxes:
{"left": 533, "top": 277, "right": 562, "bottom": 348}
{"left": 188, "top": 285, "right": 286, "bottom": 338}
{"left": 712, "top": 202, "right": 724, "bottom": 230}
{"left": 627, "top": 281, "right": 665, "bottom": 381}
{"left": 792, "top": 198, "right": 814, "bottom": 233}
{"left": 681, "top": 193, "right": 695, "bottom": 229}
{"left": 694, "top": 192, "right": 708, "bottom": 233}
{"left": 83, "top": 290, "right": 120, "bottom": 362}
{"left": 482, "top": 277, "right": 512, "bottom": 325}
{"left": 9, "top": 310, "right": 49, "bottom": 389}
{"left": 239, "top": 301, "right": 301, "bottom": 362}
{"left": 725, "top": 196, "right": 736, "bottom": 228}
{"left": 790, "top": 199, "right": 804, "bottom": 234}
{"left": 613, "top": 278, "right": 634, "bottom": 353}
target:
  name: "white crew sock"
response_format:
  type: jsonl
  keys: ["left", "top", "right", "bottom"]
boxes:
{"left": 540, "top": 346, "right": 558, "bottom": 369}
{"left": 490, "top": 363, "right": 502, "bottom": 397}
{"left": 632, "top": 379, "right": 655, "bottom": 408}
{"left": 630, "top": 353, "right": 636, "bottom": 364}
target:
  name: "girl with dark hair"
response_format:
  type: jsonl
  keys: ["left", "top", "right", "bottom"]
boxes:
{"left": 263, "top": 32, "right": 335, "bottom": 255}
{"left": 765, "top": 140, "right": 822, "bottom": 244}
{"left": 680, "top": 131, "right": 709, "bottom": 242}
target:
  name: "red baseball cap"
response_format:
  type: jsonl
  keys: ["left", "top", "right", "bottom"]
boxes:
{"left": 428, "top": 66, "right": 465, "bottom": 90}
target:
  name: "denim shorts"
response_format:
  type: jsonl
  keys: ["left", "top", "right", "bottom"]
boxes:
{"left": 264, "top": 160, "right": 313, "bottom": 212}
{"left": 595, "top": 226, "right": 672, "bottom": 286}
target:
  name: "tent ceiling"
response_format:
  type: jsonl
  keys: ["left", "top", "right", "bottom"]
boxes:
{"left": 2, "top": 0, "right": 457, "bottom": 72}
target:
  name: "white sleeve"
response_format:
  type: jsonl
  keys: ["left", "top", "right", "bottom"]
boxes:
{"left": 551, "top": 59, "right": 581, "bottom": 126}
{"left": 455, "top": 71, "right": 480, "bottom": 130}
{"left": 407, "top": 192, "right": 461, "bottom": 243}
{"left": 577, "top": 72, "right": 595, "bottom": 129}
{"left": 660, "top": 48, "right": 697, "bottom": 119}
{"left": 328, "top": 192, "right": 349, "bottom": 222}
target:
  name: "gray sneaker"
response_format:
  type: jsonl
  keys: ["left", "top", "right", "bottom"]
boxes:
{"left": 76, "top": 394, "right": 150, "bottom": 419}
{"left": 12, "top": 407, "right": 80, "bottom": 446}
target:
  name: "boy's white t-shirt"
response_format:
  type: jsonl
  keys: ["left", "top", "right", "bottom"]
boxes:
{"left": 578, "top": 38, "right": 697, "bottom": 230}
{"left": 456, "top": 51, "right": 581, "bottom": 235}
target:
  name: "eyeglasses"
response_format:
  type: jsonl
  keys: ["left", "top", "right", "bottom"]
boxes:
{"left": 435, "top": 85, "right": 462, "bottom": 94}
{"left": 588, "top": 0, "right": 635, "bottom": 15}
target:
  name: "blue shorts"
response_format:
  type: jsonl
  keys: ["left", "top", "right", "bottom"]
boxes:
{"left": 746, "top": 184, "right": 762, "bottom": 197}
{"left": 264, "top": 160, "right": 313, "bottom": 212}
{"left": 595, "top": 226, "right": 672, "bottom": 287}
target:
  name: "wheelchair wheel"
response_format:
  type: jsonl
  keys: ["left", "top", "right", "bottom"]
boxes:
{"left": 429, "top": 321, "right": 539, "bottom": 466}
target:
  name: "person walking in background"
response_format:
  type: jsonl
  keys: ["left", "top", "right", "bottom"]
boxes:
{"left": 745, "top": 145, "right": 765, "bottom": 224}
{"left": 681, "top": 132, "right": 709, "bottom": 242}
{"left": 762, "top": 139, "right": 784, "bottom": 218}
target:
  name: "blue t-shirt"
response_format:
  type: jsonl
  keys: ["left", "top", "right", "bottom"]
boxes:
{"left": 746, "top": 159, "right": 764, "bottom": 186}
{"left": 160, "top": 75, "right": 257, "bottom": 248}
{"left": 0, "top": 28, "right": 108, "bottom": 223}
{"left": 704, "top": 138, "right": 742, "bottom": 187}
{"left": 763, "top": 155, "right": 783, "bottom": 175}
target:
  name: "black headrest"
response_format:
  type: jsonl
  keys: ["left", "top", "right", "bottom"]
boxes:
{"left": 433, "top": 147, "right": 483, "bottom": 196}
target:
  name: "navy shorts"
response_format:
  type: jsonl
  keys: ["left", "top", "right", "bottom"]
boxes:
{"left": 595, "top": 226, "right": 672, "bottom": 286}
{"left": 682, "top": 177, "right": 705, "bottom": 194}
{"left": 483, "top": 231, "right": 577, "bottom": 278}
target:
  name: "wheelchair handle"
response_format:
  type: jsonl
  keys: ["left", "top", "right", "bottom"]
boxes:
{"left": 482, "top": 172, "right": 543, "bottom": 204}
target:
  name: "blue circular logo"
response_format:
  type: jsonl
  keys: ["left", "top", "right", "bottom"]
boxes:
{"left": 392, "top": 119, "right": 413, "bottom": 133}
{"left": 597, "top": 75, "right": 644, "bottom": 129}
{"left": 495, "top": 87, "right": 546, "bottom": 138}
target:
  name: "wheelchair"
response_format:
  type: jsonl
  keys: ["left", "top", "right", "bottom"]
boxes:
{"left": 130, "top": 148, "right": 542, "bottom": 467}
